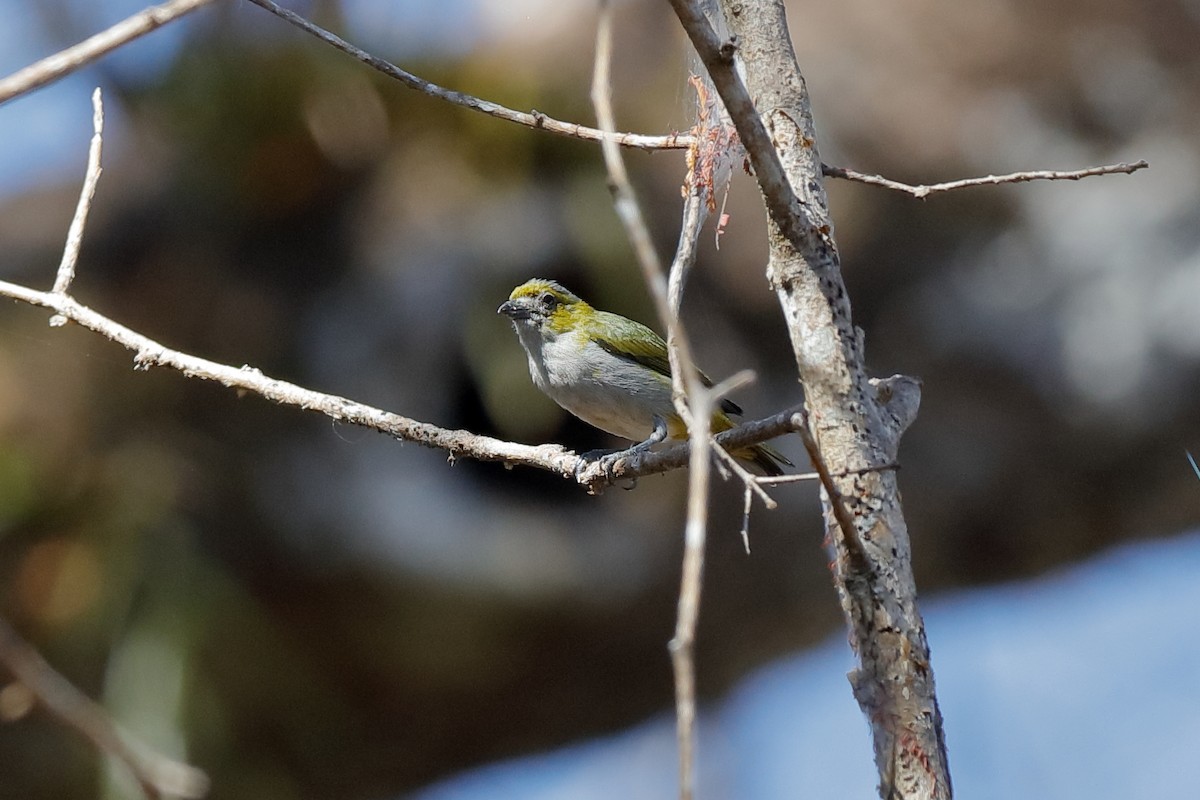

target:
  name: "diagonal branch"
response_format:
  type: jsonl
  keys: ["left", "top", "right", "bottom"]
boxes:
{"left": 0, "top": 616, "right": 209, "bottom": 799}
{"left": 672, "top": 1, "right": 961, "bottom": 797}
{"left": 52, "top": 88, "right": 105, "bottom": 299}
{"left": 0, "top": 0, "right": 218, "bottom": 106}
{"left": 0, "top": 275, "right": 803, "bottom": 489}
{"left": 0, "top": 81, "right": 800, "bottom": 494}
{"left": 244, "top": 0, "right": 691, "bottom": 151}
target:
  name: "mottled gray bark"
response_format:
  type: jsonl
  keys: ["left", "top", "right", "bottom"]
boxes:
{"left": 673, "top": 1, "right": 952, "bottom": 797}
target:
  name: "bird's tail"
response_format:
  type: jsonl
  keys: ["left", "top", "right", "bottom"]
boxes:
{"left": 734, "top": 442, "right": 792, "bottom": 477}
{"left": 710, "top": 412, "right": 792, "bottom": 476}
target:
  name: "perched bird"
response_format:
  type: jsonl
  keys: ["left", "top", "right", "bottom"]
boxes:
{"left": 498, "top": 278, "right": 790, "bottom": 476}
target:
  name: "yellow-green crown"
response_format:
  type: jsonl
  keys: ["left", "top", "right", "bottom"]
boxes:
{"left": 505, "top": 279, "right": 594, "bottom": 332}
{"left": 508, "top": 279, "right": 583, "bottom": 305}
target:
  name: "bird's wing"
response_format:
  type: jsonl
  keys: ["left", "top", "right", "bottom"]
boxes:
{"left": 592, "top": 312, "right": 673, "bottom": 376}
{"left": 592, "top": 311, "right": 743, "bottom": 416}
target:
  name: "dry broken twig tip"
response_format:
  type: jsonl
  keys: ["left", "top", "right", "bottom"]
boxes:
{"left": 735, "top": 467, "right": 820, "bottom": 553}
{"left": 52, "top": 87, "right": 105, "bottom": 305}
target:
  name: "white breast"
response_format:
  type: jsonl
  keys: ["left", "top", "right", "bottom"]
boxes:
{"left": 514, "top": 324, "right": 675, "bottom": 442}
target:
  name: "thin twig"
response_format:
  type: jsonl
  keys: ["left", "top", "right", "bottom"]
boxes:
{"left": 591, "top": 6, "right": 711, "bottom": 799}
{"left": 52, "top": 88, "right": 105, "bottom": 301}
{"left": 822, "top": 160, "right": 1150, "bottom": 198}
{"left": 244, "top": 0, "right": 690, "bottom": 151}
{"left": 715, "top": 446, "right": 771, "bottom": 553}
{"left": 704, "top": 369, "right": 755, "bottom": 405}
{"left": 671, "top": 70, "right": 732, "bottom": 319}
{"left": 794, "top": 415, "right": 870, "bottom": 571}
{"left": 726, "top": 463, "right": 819, "bottom": 553}
{"left": 755, "top": 471, "right": 819, "bottom": 485}
{"left": 0, "top": 0, "right": 217, "bottom": 106}
{"left": 663, "top": 189, "right": 706, "bottom": 431}
{"left": 705, "top": 371, "right": 778, "bottom": 533}
{"left": 588, "top": 1, "right": 699, "bottom": 413}
{"left": 738, "top": 483, "right": 754, "bottom": 553}
{"left": 0, "top": 616, "right": 209, "bottom": 799}
{"left": 712, "top": 446, "right": 775, "bottom": 508}
{"left": 707, "top": 372, "right": 778, "bottom": 553}
{"left": 668, "top": 385, "right": 711, "bottom": 800}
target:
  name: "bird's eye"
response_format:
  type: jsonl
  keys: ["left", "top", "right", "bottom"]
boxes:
{"left": 538, "top": 292, "right": 557, "bottom": 310}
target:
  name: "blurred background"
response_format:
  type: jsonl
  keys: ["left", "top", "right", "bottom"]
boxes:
{"left": 0, "top": 0, "right": 1197, "bottom": 798}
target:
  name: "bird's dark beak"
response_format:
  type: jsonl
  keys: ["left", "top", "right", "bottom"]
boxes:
{"left": 497, "top": 300, "right": 530, "bottom": 320}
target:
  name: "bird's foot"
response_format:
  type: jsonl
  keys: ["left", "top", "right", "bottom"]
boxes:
{"left": 575, "top": 418, "right": 666, "bottom": 491}
{"left": 576, "top": 448, "right": 638, "bottom": 490}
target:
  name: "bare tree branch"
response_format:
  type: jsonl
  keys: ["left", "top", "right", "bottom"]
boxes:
{"left": 823, "top": 160, "right": 1150, "bottom": 198}
{"left": 672, "top": 1, "right": 953, "bottom": 797}
{"left": 10, "top": 122, "right": 203, "bottom": 789}
{"left": 3, "top": 4, "right": 1149, "bottom": 799}
{"left": 667, "top": 0, "right": 825, "bottom": 262}
{"left": 244, "top": 0, "right": 691, "bottom": 151}
{"left": 254, "top": 0, "right": 1164, "bottom": 197}
{"left": 0, "top": 90, "right": 799, "bottom": 494}
{"left": 8, "top": 83, "right": 806, "bottom": 495}
{"left": 591, "top": 5, "right": 725, "bottom": 797}
{"left": 0, "top": 275, "right": 804, "bottom": 490}
{"left": 51, "top": 88, "right": 105, "bottom": 300}
{"left": 0, "top": 0, "right": 218, "bottom": 106}
{"left": 0, "top": 616, "right": 209, "bottom": 799}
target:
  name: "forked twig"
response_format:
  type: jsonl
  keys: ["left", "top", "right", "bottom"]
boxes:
{"left": 705, "top": 371, "right": 775, "bottom": 553}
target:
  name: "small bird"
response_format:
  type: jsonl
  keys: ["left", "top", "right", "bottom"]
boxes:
{"left": 498, "top": 278, "right": 790, "bottom": 476}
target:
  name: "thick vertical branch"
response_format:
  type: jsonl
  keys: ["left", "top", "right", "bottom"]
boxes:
{"left": 672, "top": 1, "right": 950, "bottom": 798}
